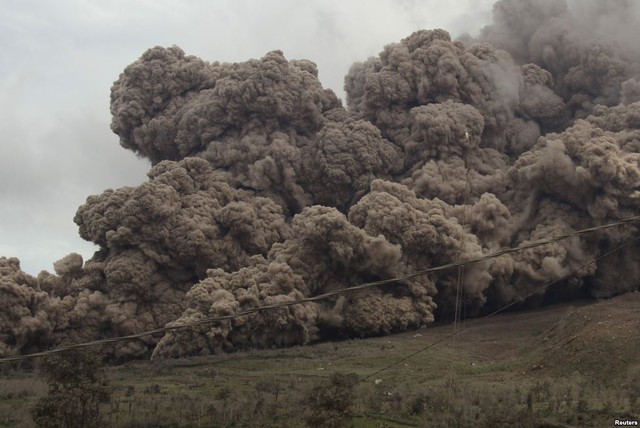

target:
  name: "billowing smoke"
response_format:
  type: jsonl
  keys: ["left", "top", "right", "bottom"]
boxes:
{"left": 2, "top": 0, "right": 640, "bottom": 360}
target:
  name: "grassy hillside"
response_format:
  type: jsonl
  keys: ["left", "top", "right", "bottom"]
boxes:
{"left": 1, "top": 292, "right": 639, "bottom": 427}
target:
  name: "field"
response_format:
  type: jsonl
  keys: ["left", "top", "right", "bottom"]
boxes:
{"left": 1, "top": 292, "right": 639, "bottom": 427}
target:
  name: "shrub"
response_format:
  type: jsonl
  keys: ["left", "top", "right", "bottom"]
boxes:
{"left": 303, "top": 372, "right": 359, "bottom": 428}
{"left": 31, "top": 348, "right": 110, "bottom": 428}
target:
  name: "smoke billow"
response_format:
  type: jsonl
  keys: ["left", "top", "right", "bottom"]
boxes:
{"left": 2, "top": 0, "right": 640, "bottom": 360}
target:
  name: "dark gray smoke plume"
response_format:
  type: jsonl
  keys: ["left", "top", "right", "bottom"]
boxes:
{"left": 2, "top": 0, "right": 640, "bottom": 359}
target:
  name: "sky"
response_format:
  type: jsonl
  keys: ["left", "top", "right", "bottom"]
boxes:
{"left": 0, "top": 0, "right": 495, "bottom": 275}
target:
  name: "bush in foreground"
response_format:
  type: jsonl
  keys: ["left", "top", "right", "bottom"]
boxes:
{"left": 31, "top": 348, "right": 110, "bottom": 428}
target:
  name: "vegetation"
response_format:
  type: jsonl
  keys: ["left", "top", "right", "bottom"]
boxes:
{"left": 303, "top": 372, "right": 358, "bottom": 427}
{"left": 0, "top": 294, "right": 638, "bottom": 427}
{"left": 30, "top": 349, "right": 111, "bottom": 428}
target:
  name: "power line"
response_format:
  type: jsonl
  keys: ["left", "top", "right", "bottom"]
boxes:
{"left": 0, "top": 216, "right": 638, "bottom": 364}
{"left": 360, "top": 234, "right": 640, "bottom": 381}
{"left": 446, "top": 153, "right": 472, "bottom": 427}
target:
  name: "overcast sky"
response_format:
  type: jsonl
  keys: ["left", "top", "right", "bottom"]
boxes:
{"left": 1, "top": 0, "right": 495, "bottom": 275}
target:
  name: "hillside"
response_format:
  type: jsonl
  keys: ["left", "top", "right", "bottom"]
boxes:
{"left": 1, "top": 292, "right": 638, "bottom": 427}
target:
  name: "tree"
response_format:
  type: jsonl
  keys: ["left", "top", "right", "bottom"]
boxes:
{"left": 31, "top": 348, "right": 111, "bottom": 428}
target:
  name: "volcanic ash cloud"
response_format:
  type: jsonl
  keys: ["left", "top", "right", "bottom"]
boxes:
{"left": 2, "top": 0, "right": 640, "bottom": 360}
